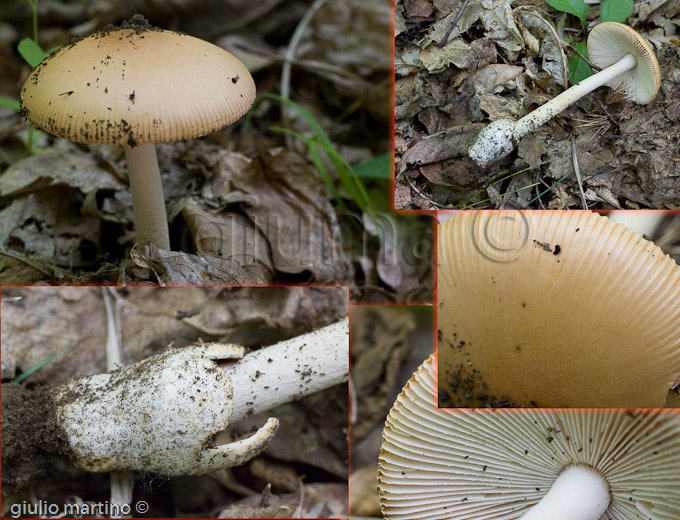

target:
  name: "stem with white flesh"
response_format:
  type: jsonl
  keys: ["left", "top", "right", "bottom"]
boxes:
{"left": 220, "top": 318, "right": 349, "bottom": 422}
{"left": 124, "top": 143, "right": 170, "bottom": 250}
{"left": 469, "top": 54, "right": 636, "bottom": 168}
{"left": 521, "top": 466, "right": 610, "bottom": 520}
{"left": 512, "top": 53, "right": 636, "bottom": 138}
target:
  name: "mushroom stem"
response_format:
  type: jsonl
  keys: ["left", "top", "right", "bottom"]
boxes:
{"left": 513, "top": 53, "right": 636, "bottom": 137}
{"left": 521, "top": 465, "right": 610, "bottom": 520}
{"left": 219, "top": 318, "right": 349, "bottom": 422}
{"left": 469, "top": 53, "right": 636, "bottom": 167}
{"left": 124, "top": 143, "right": 170, "bottom": 250}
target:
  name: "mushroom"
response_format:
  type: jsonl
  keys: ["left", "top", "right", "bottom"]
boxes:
{"left": 19, "top": 15, "right": 255, "bottom": 249}
{"left": 437, "top": 211, "right": 680, "bottom": 408}
{"left": 378, "top": 354, "right": 680, "bottom": 519}
{"left": 54, "top": 343, "right": 280, "bottom": 474}
{"left": 51, "top": 318, "right": 348, "bottom": 475}
{"left": 469, "top": 22, "right": 661, "bottom": 167}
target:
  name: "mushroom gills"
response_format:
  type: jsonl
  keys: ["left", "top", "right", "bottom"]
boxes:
{"left": 520, "top": 465, "right": 610, "bottom": 520}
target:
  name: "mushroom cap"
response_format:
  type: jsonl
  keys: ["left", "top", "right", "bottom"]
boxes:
{"left": 378, "top": 354, "right": 680, "bottom": 520}
{"left": 438, "top": 211, "right": 680, "bottom": 408}
{"left": 587, "top": 22, "right": 660, "bottom": 104}
{"left": 20, "top": 20, "right": 255, "bottom": 146}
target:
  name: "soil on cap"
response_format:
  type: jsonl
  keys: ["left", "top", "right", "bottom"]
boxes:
{"left": 1, "top": 383, "right": 75, "bottom": 494}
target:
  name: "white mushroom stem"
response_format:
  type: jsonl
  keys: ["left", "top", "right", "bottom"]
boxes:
{"left": 513, "top": 53, "right": 636, "bottom": 137}
{"left": 124, "top": 143, "right": 170, "bottom": 250}
{"left": 469, "top": 53, "right": 637, "bottom": 167}
{"left": 521, "top": 465, "right": 610, "bottom": 520}
{"left": 220, "top": 318, "right": 349, "bottom": 422}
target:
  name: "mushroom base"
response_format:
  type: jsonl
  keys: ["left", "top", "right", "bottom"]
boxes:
{"left": 521, "top": 465, "right": 610, "bottom": 520}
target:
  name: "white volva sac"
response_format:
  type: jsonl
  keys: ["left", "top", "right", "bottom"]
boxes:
{"left": 54, "top": 343, "right": 279, "bottom": 475}
{"left": 53, "top": 318, "right": 349, "bottom": 476}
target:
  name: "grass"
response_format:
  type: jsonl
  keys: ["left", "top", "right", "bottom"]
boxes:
{"left": 11, "top": 353, "right": 56, "bottom": 383}
{"left": 246, "top": 93, "right": 378, "bottom": 221}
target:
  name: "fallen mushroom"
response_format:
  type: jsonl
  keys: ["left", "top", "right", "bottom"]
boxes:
{"left": 378, "top": 354, "right": 680, "bottom": 519}
{"left": 438, "top": 211, "right": 680, "bottom": 407}
{"left": 469, "top": 22, "right": 661, "bottom": 167}
{"left": 1, "top": 319, "right": 348, "bottom": 490}
{"left": 19, "top": 15, "right": 255, "bottom": 249}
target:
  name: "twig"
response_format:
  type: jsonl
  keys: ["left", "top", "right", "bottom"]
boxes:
{"left": 438, "top": 0, "right": 471, "bottom": 48}
{"left": 0, "top": 249, "right": 55, "bottom": 278}
{"left": 281, "top": 0, "right": 329, "bottom": 148}
{"left": 591, "top": 96, "right": 617, "bottom": 125}
{"left": 102, "top": 288, "right": 123, "bottom": 371}
{"left": 233, "top": 41, "right": 369, "bottom": 85}
{"left": 349, "top": 374, "right": 358, "bottom": 424}
{"left": 571, "top": 136, "right": 589, "bottom": 209}
{"left": 105, "top": 287, "right": 237, "bottom": 336}
{"left": 101, "top": 288, "right": 134, "bottom": 518}
{"left": 400, "top": 172, "right": 446, "bottom": 209}
{"left": 565, "top": 42, "right": 601, "bottom": 71}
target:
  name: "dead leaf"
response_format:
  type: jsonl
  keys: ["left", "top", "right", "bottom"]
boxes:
{"left": 181, "top": 198, "right": 275, "bottom": 281}
{"left": 0, "top": 187, "right": 102, "bottom": 268}
{"left": 207, "top": 148, "right": 352, "bottom": 282}
{"left": 0, "top": 149, "right": 124, "bottom": 197}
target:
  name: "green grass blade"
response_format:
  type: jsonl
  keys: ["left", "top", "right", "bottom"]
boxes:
{"left": 462, "top": 182, "right": 540, "bottom": 209}
{"left": 0, "top": 97, "right": 21, "bottom": 110}
{"left": 249, "top": 93, "right": 377, "bottom": 220}
{"left": 261, "top": 93, "right": 334, "bottom": 147}
{"left": 354, "top": 153, "right": 391, "bottom": 179}
{"left": 11, "top": 353, "right": 56, "bottom": 383}
{"left": 522, "top": 172, "right": 573, "bottom": 208}
{"left": 272, "top": 126, "right": 368, "bottom": 211}
{"left": 454, "top": 168, "right": 529, "bottom": 209}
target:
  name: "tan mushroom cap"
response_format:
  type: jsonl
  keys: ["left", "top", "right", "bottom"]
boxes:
{"left": 438, "top": 211, "right": 680, "bottom": 408}
{"left": 587, "top": 22, "right": 661, "bottom": 104}
{"left": 20, "top": 22, "right": 255, "bottom": 146}
{"left": 378, "top": 355, "right": 680, "bottom": 520}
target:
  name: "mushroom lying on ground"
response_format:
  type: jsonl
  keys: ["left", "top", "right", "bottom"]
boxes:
{"left": 437, "top": 211, "right": 680, "bottom": 408}
{"left": 469, "top": 22, "right": 661, "bottom": 167}
{"left": 378, "top": 354, "right": 680, "bottom": 520}
{"left": 19, "top": 15, "right": 255, "bottom": 249}
{"left": 1, "top": 319, "right": 348, "bottom": 491}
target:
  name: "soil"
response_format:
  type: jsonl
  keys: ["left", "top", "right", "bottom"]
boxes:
{"left": 395, "top": 0, "right": 680, "bottom": 209}
{"left": 1, "top": 382, "right": 74, "bottom": 493}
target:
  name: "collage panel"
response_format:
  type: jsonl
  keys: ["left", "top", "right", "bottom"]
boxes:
{"left": 349, "top": 305, "right": 435, "bottom": 519}
{"left": 378, "top": 354, "right": 680, "bottom": 519}
{"left": 1, "top": 0, "right": 680, "bottom": 519}
{"left": 0, "top": 0, "right": 437, "bottom": 306}
{"left": 395, "top": 1, "right": 679, "bottom": 210}
{"left": 1, "top": 286, "right": 349, "bottom": 518}
{"left": 436, "top": 210, "right": 680, "bottom": 409}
